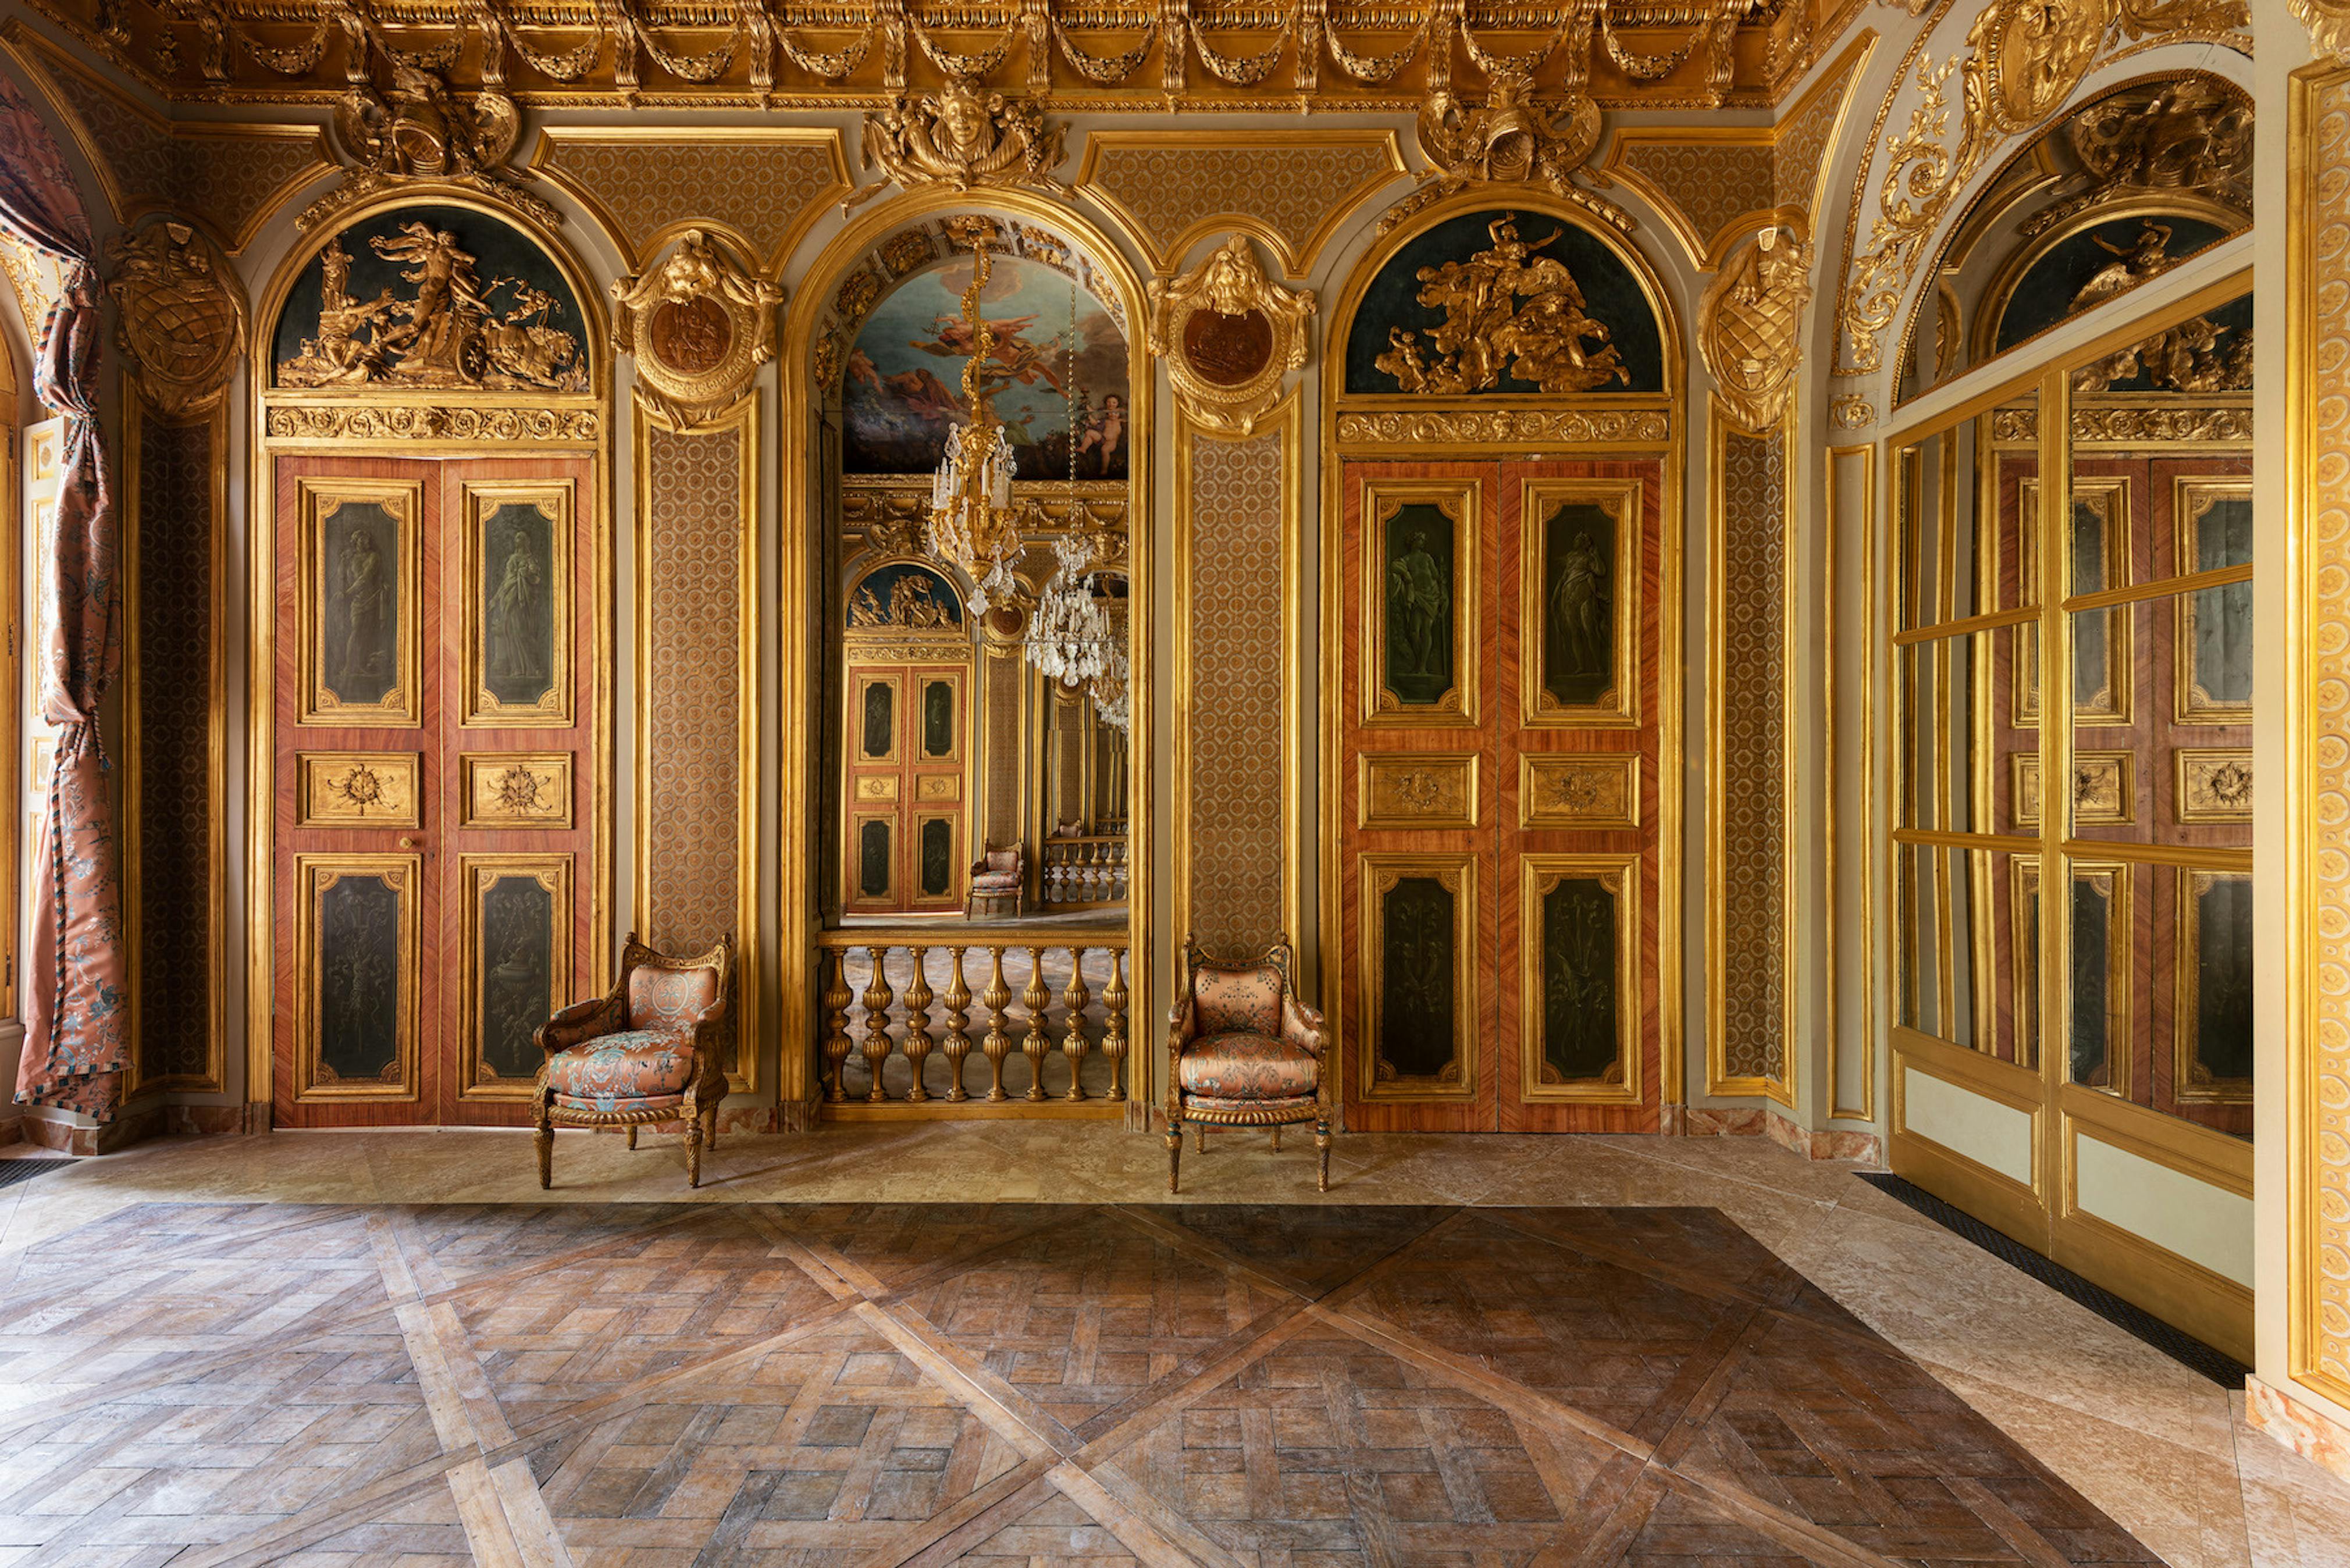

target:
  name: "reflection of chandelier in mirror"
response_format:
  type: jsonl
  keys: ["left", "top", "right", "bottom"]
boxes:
{"left": 1026, "top": 532, "right": 1130, "bottom": 730}
{"left": 924, "top": 236, "right": 1025, "bottom": 614}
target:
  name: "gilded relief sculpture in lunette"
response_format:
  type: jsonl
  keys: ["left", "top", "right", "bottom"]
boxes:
{"left": 279, "top": 223, "right": 585, "bottom": 393}
{"left": 1375, "top": 215, "right": 1630, "bottom": 394}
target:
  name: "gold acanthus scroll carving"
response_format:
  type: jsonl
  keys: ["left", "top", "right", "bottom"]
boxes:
{"left": 1146, "top": 236, "right": 1315, "bottom": 438}
{"left": 2292, "top": 0, "right": 2350, "bottom": 56}
{"left": 306, "top": 65, "right": 555, "bottom": 231}
{"left": 611, "top": 229, "right": 782, "bottom": 429}
{"left": 1338, "top": 409, "right": 1670, "bottom": 445}
{"left": 1699, "top": 226, "right": 1813, "bottom": 432}
{"left": 1373, "top": 214, "right": 1630, "bottom": 395}
{"left": 1835, "top": 0, "right": 2250, "bottom": 375}
{"left": 108, "top": 218, "right": 247, "bottom": 423}
{"left": 277, "top": 224, "right": 586, "bottom": 394}
{"left": 844, "top": 77, "right": 1068, "bottom": 213}
{"left": 1388, "top": 62, "right": 1621, "bottom": 234}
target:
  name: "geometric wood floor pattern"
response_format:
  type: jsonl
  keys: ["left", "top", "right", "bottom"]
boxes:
{"left": 0, "top": 1200, "right": 2169, "bottom": 1566}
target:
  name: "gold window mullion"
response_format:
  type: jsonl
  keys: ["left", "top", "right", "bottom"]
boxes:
{"left": 2037, "top": 365, "right": 2071, "bottom": 1238}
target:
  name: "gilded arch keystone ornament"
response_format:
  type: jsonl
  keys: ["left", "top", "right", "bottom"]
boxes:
{"left": 611, "top": 229, "right": 782, "bottom": 428}
{"left": 1146, "top": 237, "right": 1314, "bottom": 437}
{"left": 843, "top": 77, "right": 1069, "bottom": 213}
{"left": 1699, "top": 226, "right": 1813, "bottom": 433}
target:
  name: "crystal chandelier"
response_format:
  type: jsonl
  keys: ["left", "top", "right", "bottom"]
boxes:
{"left": 1027, "top": 532, "right": 1124, "bottom": 689}
{"left": 925, "top": 238, "right": 1025, "bottom": 614}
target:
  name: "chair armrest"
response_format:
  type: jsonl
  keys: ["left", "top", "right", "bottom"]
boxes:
{"left": 1165, "top": 993, "right": 1196, "bottom": 1057}
{"left": 1281, "top": 990, "right": 1326, "bottom": 1059}
{"left": 536, "top": 995, "right": 621, "bottom": 1055}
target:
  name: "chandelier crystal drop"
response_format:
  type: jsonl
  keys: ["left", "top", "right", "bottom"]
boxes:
{"left": 923, "top": 237, "right": 1026, "bottom": 615}
{"left": 1026, "top": 530, "right": 1126, "bottom": 704}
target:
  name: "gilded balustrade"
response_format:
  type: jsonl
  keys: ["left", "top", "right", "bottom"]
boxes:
{"left": 815, "top": 928, "right": 1129, "bottom": 1108}
{"left": 1040, "top": 836, "right": 1128, "bottom": 908}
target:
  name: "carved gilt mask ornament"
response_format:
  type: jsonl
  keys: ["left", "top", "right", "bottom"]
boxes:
{"left": 308, "top": 65, "right": 554, "bottom": 231}
{"left": 1836, "top": 0, "right": 2250, "bottom": 376}
{"left": 276, "top": 222, "right": 586, "bottom": 394}
{"left": 611, "top": 230, "right": 782, "bottom": 428}
{"left": 1699, "top": 226, "right": 1814, "bottom": 433}
{"left": 1146, "top": 237, "right": 1315, "bottom": 437}
{"left": 1373, "top": 213, "right": 1630, "bottom": 395}
{"left": 107, "top": 219, "right": 247, "bottom": 422}
{"left": 844, "top": 77, "right": 1068, "bottom": 213}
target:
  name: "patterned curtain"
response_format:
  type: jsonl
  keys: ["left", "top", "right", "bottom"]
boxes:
{"left": 0, "top": 72, "right": 128, "bottom": 1121}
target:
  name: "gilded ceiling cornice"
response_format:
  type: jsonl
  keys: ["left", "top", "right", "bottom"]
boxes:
{"left": 30, "top": 0, "right": 1838, "bottom": 111}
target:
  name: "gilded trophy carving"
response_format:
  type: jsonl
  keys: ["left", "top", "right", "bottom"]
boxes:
{"left": 1698, "top": 226, "right": 1813, "bottom": 432}
{"left": 305, "top": 64, "right": 555, "bottom": 230}
{"left": 1146, "top": 237, "right": 1315, "bottom": 437}
{"left": 843, "top": 75, "right": 1068, "bottom": 212}
{"left": 106, "top": 219, "right": 247, "bottom": 422}
{"left": 1372, "top": 214, "right": 1628, "bottom": 395}
{"left": 277, "top": 223, "right": 586, "bottom": 394}
{"left": 1387, "top": 65, "right": 1618, "bottom": 234}
{"left": 611, "top": 229, "right": 782, "bottom": 428}
{"left": 2023, "top": 79, "right": 2252, "bottom": 237}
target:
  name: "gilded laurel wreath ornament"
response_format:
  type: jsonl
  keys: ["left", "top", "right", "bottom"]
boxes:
{"left": 1146, "top": 237, "right": 1315, "bottom": 437}
{"left": 611, "top": 230, "right": 782, "bottom": 429}
{"left": 1699, "top": 226, "right": 1814, "bottom": 433}
{"left": 844, "top": 76, "right": 1068, "bottom": 213}
{"left": 106, "top": 219, "right": 247, "bottom": 422}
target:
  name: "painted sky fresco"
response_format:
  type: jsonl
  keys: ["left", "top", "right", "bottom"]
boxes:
{"left": 843, "top": 252, "right": 1129, "bottom": 480}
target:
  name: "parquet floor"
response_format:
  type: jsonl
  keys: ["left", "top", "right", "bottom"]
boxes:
{"left": 0, "top": 1196, "right": 2181, "bottom": 1566}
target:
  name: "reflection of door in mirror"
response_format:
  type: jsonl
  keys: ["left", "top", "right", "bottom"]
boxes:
{"left": 841, "top": 660, "right": 967, "bottom": 914}
{"left": 1039, "top": 683, "right": 1129, "bottom": 911}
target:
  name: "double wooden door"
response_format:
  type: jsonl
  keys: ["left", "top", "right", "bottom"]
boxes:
{"left": 1337, "top": 456, "right": 1668, "bottom": 1131}
{"left": 271, "top": 452, "right": 597, "bottom": 1126}
{"left": 842, "top": 661, "right": 969, "bottom": 914}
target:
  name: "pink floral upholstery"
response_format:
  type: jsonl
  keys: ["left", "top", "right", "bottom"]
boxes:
{"left": 547, "top": 1029, "right": 695, "bottom": 1112}
{"left": 1191, "top": 964, "right": 1283, "bottom": 1037}
{"left": 984, "top": 848, "right": 1019, "bottom": 874}
{"left": 1177, "top": 1031, "right": 1319, "bottom": 1099}
{"left": 628, "top": 967, "right": 720, "bottom": 1032}
{"left": 970, "top": 871, "right": 1021, "bottom": 891}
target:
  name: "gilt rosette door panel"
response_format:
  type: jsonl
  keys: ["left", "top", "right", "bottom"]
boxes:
{"left": 273, "top": 453, "right": 598, "bottom": 1127}
{"left": 1340, "top": 458, "right": 1666, "bottom": 1132}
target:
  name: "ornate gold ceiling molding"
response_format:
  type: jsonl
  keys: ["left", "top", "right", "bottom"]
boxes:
{"left": 1828, "top": 0, "right": 2250, "bottom": 381}
{"left": 1147, "top": 236, "right": 1315, "bottom": 437}
{"left": 28, "top": 0, "right": 1823, "bottom": 112}
{"left": 0, "top": 21, "right": 329, "bottom": 254}
{"left": 1594, "top": 28, "right": 1871, "bottom": 271}
{"left": 530, "top": 126, "right": 849, "bottom": 277}
{"left": 1074, "top": 129, "right": 1405, "bottom": 279}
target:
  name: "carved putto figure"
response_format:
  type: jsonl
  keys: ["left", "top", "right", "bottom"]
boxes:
{"left": 2068, "top": 220, "right": 2175, "bottom": 312}
{"left": 845, "top": 77, "right": 1067, "bottom": 212}
{"left": 1374, "top": 215, "right": 1628, "bottom": 395}
{"left": 278, "top": 222, "right": 585, "bottom": 393}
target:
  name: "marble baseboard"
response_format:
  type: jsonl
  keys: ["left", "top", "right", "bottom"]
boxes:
{"left": 2245, "top": 1373, "right": 2350, "bottom": 1487}
{"left": 165, "top": 1104, "right": 248, "bottom": 1136}
{"left": 1669, "top": 1106, "right": 1882, "bottom": 1165}
{"left": 19, "top": 1102, "right": 163, "bottom": 1155}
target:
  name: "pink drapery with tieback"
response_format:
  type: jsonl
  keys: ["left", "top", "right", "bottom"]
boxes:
{"left": 0, "top": 70, "right": 128, "bottom": 1121}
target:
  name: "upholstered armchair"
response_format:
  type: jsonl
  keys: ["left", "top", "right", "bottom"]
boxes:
{"left": 534, "top": 932, "right": 735, "bottom": 1189}
{"left": 1164, "top": 933, "right": 1331, "bottom": 1193}
{"left": 968, "top": 842, "right": 1024, "bottom": 918}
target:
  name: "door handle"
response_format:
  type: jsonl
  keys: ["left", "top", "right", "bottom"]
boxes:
{"left": 398, "top": 835, "right": 422, "bottom": 851}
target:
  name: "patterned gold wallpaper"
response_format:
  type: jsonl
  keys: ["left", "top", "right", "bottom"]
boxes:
{"left": 1717, "top": 425, "right": 1789, "bottom": 1093}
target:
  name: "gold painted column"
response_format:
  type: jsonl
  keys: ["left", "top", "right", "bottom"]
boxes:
{"left": 1156, "top": 240, "right": 1312, "bottom": 958}
{"left": 1700, "top": 227, "right": 1812, "bottom": 1105}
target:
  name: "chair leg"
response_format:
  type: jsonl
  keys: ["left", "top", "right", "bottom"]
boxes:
{"left": 1165, "top": 1118, "right": 1181, "bottom": 1193}
{"left": 1315, "top": 1118, "right": 1331, "bottom": 1193}
{"left": 626, "top": 1124, "right": 637, "bottom": 1150}
{"left": 686, "top": 1115, "right": 704, "bottom": 1189}
{"left": 535, "top": 1096, "right": 554, "bottom": 1191}
{"left": 1195, "top": 1123, "right": 1206, "bottom": 1154}
{"left": 1270, "top": 1125, "right": 1281, "bottom": 1152}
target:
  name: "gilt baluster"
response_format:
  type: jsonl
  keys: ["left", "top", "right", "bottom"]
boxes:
{"left": 1021, "top": 946, "right": 1052, "bottom": 1101}
{"left": 941, "top": 946, "right": 973, "bottom": 1103}
{"left": 981, "top": 945, "right": 1013, "bottom": 1102}
{"left": 1062, "top": 946, "right": 1092, "bottom": 1101}
{"left": 1101, "top": 947, "right": 1128, "bottom": 1102}
{"left": 900, "top": 946, "right": 934, "bottom": 1103}
{"left": 821, "top": 946, "right": 854, "bottom": 1103}
{"left": 861, "top": 945, "right": 895, "bottom": 1103}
